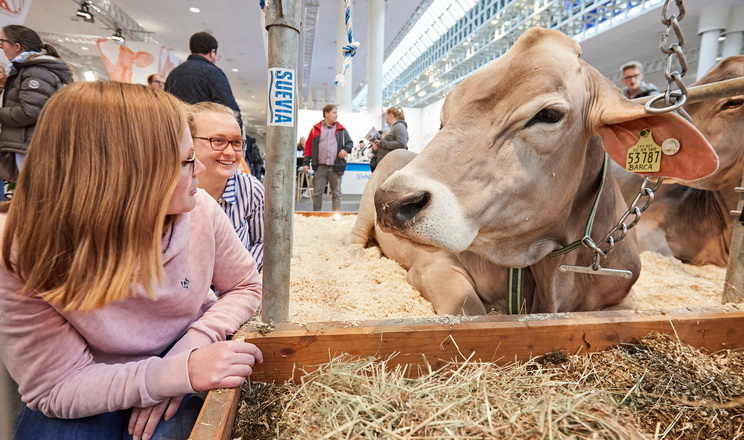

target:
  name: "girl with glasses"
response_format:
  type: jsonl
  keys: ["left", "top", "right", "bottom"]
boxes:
{"left": 189, "top": 102, "right": 265, "bottom": 272}
{"left": 0, "top": 81, "right": 263, "bottom": 440}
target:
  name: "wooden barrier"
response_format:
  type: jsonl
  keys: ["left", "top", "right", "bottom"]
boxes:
{"left": 188, "top": 307, "right": 744, "bottom": 439}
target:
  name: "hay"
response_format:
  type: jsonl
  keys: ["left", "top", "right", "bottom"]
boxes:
{"left": 288, "top": 214, "right": 728, "bottom": 323}
{"left": 232, "top": 333, "right": 744, "bottom": 439}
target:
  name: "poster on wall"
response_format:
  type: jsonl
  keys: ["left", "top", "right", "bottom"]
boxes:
{"left": 0, "top": 0, "right": 33, "bottom": 26}
{"left": 97, "top": 39, "right": 181, "bottom": 85}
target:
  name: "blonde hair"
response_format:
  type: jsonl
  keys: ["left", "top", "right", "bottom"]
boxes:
{"left": 187, "top": 101, "right": 238, "bottom": 135}
{"left": 2, "top": 81, "right": 187, "bottom": 312}
{"left": 386, "top": 106, "right": 405, "bottom": 121}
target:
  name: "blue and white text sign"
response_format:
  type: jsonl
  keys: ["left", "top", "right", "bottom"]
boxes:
{"left": 267, "top": 68, "right": 295, "bottom": 127}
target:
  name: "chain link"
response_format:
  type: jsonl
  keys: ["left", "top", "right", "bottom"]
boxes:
{"left": 645, "top": 0, "right": 688, "bottom": 114}
{"left": 584, "top": 177, "right": 664, "bottom": 259}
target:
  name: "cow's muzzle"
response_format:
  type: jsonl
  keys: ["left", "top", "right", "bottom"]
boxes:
{"left": 375, "top": 188, "right": 431, "bottom": 232}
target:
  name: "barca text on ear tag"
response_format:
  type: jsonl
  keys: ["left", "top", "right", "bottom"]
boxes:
{"left": 625, "top": 128, "right": 662, "bottom": 173}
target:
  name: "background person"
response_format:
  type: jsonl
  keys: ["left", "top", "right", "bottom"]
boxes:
{"left": 0, "top": 81, "right": 263, "bottom": 440}
{"left": 619, "top": 61, "right": 658, "bottom": 99}
{"left": 0, "top": 24, "right": 72, "bottom": 180}
{"left": 147, "top": 73, "right": 166, "bottom": 90}
{"left": 165, "top": 32, "right": 243, "bottom": 129}
{"left": 189, "top": 102, "right": 265, "bottom": 272}
{"left": 303, "top": 104, "right": 353, "bottom": 212}
{"left": 373, "top": 106, "right": 409, "bottom": 166}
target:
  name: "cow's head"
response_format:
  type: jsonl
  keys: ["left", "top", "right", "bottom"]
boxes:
{"left": 375, "top": 27, "right": 717, "bottom": 267}
{"left": 681, "top": 56, "right": 744, "bottom": 191}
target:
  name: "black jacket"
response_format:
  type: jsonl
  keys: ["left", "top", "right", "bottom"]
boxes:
{"left": 0, "top": 54, "right": 73, "bottom": 155}
{"left": 165, "top": 54, "right": 242, "bottom": 125}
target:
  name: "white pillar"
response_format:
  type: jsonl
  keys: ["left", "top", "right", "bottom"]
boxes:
{"left": 722, "top": 5, "right": 744, "bottom": 58}
{"left": 312, "top": 87, "right": 326, "bottom": 111}
{"left": 697, "top": 4, "right": 729, "bottom": 78}
{"left": 367, "top": 0, "right": 384, "bottom": 117}
{"left": 335, "top": 0, "right": 352, "bottom": 111}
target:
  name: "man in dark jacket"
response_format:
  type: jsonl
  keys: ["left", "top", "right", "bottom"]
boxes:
{"left": 303, "top": 104, "right": 353, "bottom": 211}
{"left": 165, "top": 32, "right": 242, "bottom": 128}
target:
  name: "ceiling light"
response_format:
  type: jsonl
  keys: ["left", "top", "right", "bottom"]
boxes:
{"left": 232, "top": 68, "right": 238, "bottom": 72}
{"left": 80, "top": 46, "right": 90, "bottom": 51}
{"left": 76, "top": 2, "right": 94, "bottom": 23}
{"left": 189, "top": 7, "right": 200, "bottom": 13}
{"left": 110, "top": 28, "right": 125, "bottom": 44}
{"left": 83, "top": 71, "right": 97, "bottom": 81}
{"left": 718, "top": 35, "right": 726, "bottom": 41}
{"left": 407, "top": 96, "right": 415, "bottom": 102}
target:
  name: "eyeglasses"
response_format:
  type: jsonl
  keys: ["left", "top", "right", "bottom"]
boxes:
{"left": 622, "top": 73, "right": 641, "bottom": 81}
{"left": 193, "top": 136, "right": 247, "bottom": 152}
{"left": 0, "top": 39, "right": 10, "bottom": 45}
{"left": 182, "top": 148, "right": 196, "bottom": 171}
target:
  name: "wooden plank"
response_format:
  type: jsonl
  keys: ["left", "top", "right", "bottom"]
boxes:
{"left": 188, "top": 387, "right": 239, "bottom": 440}
{"left": 242, "top": 309, "right": 744, "bottom": 383}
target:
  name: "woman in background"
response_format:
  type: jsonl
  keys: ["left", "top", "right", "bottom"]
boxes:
{"left": 0, "top": 81, "right": 262, "bottom": 440}
{"left": 189, "top": 102, "right": 265, "bottom": 271}
{"left": 0, "top": 24, "right": 72, "bottom": 179}
{"left": 372, "top": 106, "right": 408, "bottom": 169}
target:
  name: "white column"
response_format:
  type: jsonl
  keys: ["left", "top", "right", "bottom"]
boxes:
{"left": 722, "top": 5, "right": 744, "bottom": 58}
{"left": 697, "top": 4, "right": 729, "bottom": 78}
{"left": 312, "top": 87, "right": 326, "bottom": 111}
{"left": 367, "top": 0, "right": 384, "bottom": 117}
{"left": 335, "top": 0, "right": 352, "bottom": 111}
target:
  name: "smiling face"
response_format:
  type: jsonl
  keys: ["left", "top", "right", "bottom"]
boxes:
{"left": 192, "top": 112, "right": 243, "bottom": 183}
{"left": 166, "top": 126, "right": 205, "bottom": 215}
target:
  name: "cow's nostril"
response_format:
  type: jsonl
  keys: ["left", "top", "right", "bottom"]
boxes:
{"left": 395, "top": 191, "right": 430, "bottom": 223}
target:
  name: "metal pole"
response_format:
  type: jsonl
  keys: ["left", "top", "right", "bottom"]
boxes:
{"left": 723, "top": 179, "right": 744, "bottom": 304}
{"left": 262, "top": 0, "right": 301, "bottom": 323}
{"left": 632, "top": 77, "right": 744, "bottom": 106}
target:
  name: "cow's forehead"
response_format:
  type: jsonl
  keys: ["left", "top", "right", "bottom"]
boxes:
{"left": 442, "top": 28, "right": 583, "bottom": 122}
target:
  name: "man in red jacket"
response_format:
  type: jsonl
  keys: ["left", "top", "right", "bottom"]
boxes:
{"left": 303, "top": 104, "right": 353, "bottom": 211}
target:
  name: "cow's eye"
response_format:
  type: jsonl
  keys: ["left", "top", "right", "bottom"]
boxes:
{"left": 525, "top": 108, "right": 564, "bottom": 127}
{"left": 721, "top": 98, "right": 743, "bottom": 110}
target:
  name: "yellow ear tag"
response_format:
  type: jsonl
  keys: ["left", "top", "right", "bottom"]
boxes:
{"left": 625, "top": 128, "right": 662, "bottom": 173}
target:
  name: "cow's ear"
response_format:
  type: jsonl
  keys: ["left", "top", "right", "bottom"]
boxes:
{"left": 596, "top": 99, "right": 718, "bottom": 181}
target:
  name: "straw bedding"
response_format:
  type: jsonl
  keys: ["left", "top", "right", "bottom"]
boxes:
{"left": 287, "top": 215, "right": 727, "bottom": 323}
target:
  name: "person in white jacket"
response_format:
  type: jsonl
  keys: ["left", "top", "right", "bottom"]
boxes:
{"left": 0, "top": 81, "right": 263, "bottom": 440}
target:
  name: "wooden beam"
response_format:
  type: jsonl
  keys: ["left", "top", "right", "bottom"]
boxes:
{"left": 187, "top": 387, "right": 239, "bottom": 440}
{"left": 241, "top": 308, "right": 744, "bottom": 383}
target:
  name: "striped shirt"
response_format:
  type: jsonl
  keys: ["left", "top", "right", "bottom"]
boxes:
{"left": 219, "top": 172, "right": 265, "bottom": 271}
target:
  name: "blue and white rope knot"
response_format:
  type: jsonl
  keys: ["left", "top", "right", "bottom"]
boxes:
{"left": 334, "top": 0, "right": 360, "bottom": 86}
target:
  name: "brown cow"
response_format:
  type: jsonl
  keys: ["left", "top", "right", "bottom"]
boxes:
{"left": 615, "top": 56, "right": 744, "bottom": 266}
{"left": 347, "top": 28, "right": 717, "bottom": 315}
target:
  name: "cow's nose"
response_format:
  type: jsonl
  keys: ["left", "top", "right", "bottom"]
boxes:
{"left": 375, "top": 188, "right": 431, "bottom": 231}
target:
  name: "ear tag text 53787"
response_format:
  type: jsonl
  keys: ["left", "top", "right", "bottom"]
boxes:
{"left": 625, "top": 128, "right": 662, "bottom": 173}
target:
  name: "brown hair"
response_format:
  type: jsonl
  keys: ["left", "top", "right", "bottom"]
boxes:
{"left": 2, "top": 24, "right": 60, "bottom": 58}
{"left": 386, "top": 106, "right": 405, "bottom": 121}
{"left": 322, "top": 104, "right": 337, "bottom": 117}
{"left": 1, "top": 81, "right": 187, "bottom": 311}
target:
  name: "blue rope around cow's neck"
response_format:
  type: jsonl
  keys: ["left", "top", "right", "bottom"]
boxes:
{"left": 334, "top": 0, "right": 360, "bottom": 86}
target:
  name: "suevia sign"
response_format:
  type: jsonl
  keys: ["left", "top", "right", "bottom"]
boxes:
{"left": 267, "top": 68, "right": 295, "bottom": 127}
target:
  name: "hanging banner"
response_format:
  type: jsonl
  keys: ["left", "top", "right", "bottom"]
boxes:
{"left": 0, "top": 0, "right": 33, "bottom": 26}
{"left": 267, "top": 67, "right": 295, "bottom": 127}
